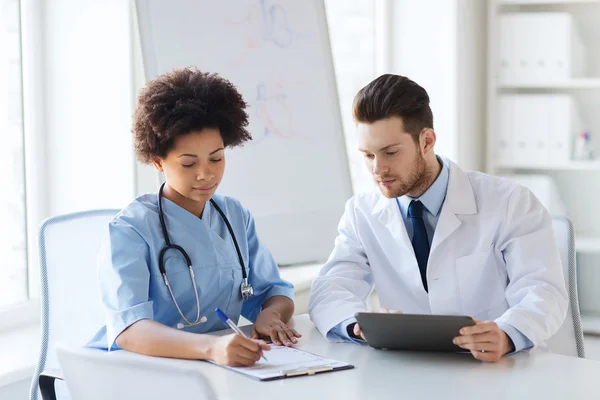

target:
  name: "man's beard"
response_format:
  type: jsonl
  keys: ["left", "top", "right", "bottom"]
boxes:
{"left": 379, "top": 153, "right": 432, "bottom": 198}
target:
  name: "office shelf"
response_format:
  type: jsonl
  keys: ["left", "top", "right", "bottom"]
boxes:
{"left": 489, "top": 0, "right": 600, "bottom": 321}
{"left": 497, "top": 78, "right": 600, "bottom": 89}
{"left": 496, "top": 161, "right": 600, "bottom": 171}
{"left": 498, "top": 0, "right": 600, "bottom": 5}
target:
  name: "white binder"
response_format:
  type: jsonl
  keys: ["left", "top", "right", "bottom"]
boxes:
{"left": 498, "top": 12, "right": 586, "bottom": 83}
{"left": 496, "top": 94, "right": 584, "bottom": 166}
{"left": 496, "top": 96, "right": 515, "bottom": 164}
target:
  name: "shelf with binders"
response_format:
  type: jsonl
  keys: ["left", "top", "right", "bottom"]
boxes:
{"left": 493, "top": 1, "right": 600, "bottom": 87}
{"left": 489, "top": 0, "right": 600, "bottom": 170}
{"left": 489, "top": 86, "right": 600, "bottom": 170}
{"left": 496, "top": 78, "right": 600, "bottom": 90}
{"left": 495, "top": 160, "right": 600, "bottom": 171}
{"left": 489, "top": 0, "right": 600, "bottom": 333}
{"left": 498, "top": 0, "right": 600, "bottom": 6}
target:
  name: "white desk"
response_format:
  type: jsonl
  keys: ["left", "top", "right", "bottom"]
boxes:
{"left": 88, "top": 315, "right": 600, "bottom": 399}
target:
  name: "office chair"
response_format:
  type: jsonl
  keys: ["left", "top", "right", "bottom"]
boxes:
{"left": 29, "top": 209, "right": 120, "bottom": 400}
{"left": 56, "top": 344, "right": 217, "bottom": 400}
{"left": 546, "top": 215, "right": 585, "bottom": 358}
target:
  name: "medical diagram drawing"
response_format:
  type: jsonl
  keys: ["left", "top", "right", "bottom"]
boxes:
{"left": 223, "top": 0, "right": 311, "bottom": 144}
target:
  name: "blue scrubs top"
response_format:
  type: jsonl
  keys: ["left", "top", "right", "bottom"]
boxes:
{"left": 88, "top": 193, "right": 294, "bottom": 350}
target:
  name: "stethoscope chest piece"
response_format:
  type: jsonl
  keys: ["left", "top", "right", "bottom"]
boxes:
{"left": 241, "top": 279, "right": 254, "bottom": 301}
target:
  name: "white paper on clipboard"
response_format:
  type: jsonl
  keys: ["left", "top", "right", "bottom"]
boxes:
{"left": 210, "top": 345, "right": 353, "bottom": 381}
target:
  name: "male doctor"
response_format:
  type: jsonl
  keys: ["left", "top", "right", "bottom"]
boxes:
{"left": 309, "top": 74, "right": 568, "bottom": 362}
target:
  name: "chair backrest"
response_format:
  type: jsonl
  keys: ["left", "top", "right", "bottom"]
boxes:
{"left": 56, "top": 344, "right": 217, "bottom": 400}
{"left": 545, "top": 215, "right": 585, "bottom": 358}
{"left": 30, "top": 209, "right": 120, "bottom": 400}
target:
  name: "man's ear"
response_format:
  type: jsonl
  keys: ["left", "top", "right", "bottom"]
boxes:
{"left": 420, "top": 128, "right": 437, "bottom": 154}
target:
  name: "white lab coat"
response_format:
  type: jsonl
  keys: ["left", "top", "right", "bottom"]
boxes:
{"left": 309, "top": 160, "right": 568, "bottom": 347}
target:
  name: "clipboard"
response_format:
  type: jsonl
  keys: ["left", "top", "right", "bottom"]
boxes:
{"left": 208, "top": 345, "right": 354, "bottom": 381}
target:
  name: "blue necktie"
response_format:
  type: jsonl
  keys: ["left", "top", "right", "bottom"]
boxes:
{"left": 408, "top": 200, "right": 430, "bottom": 292}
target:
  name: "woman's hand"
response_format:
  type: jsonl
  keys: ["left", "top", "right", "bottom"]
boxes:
{"left": 209, "top": 334, "right": 270, "bottom": 367}
{"left": 251, "top": 308, "right": 302, "bottom": 346}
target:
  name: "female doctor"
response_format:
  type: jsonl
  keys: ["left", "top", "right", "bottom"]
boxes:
{"left": 88, "top": 68, "right": 300, "bottom": 367}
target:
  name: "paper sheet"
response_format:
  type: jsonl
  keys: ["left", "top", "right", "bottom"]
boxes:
{"left": 220, "top": 346, "right": 350, "bottom": 380}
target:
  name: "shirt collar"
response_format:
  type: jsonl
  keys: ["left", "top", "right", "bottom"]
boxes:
{"left": 397, "top": 155, "right": 449, "bottom": 217}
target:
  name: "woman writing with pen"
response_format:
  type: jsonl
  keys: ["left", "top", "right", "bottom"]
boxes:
{"left": 88, "top": 67, "right": 301, "bottom": 366}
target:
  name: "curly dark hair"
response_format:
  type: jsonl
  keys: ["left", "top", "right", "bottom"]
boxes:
{"left": 132, "top": 67, "right": 252, "bottom": 164}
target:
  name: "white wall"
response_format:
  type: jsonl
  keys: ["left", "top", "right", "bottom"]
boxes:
{"left": 456, "top": 0, "right": 487, "bottom": 172}
{"left": 131, "top": 5, "right": 160, "bottom": 196}
{"left": 22, "top": 2, "right": 489, "bottom": 240}
{"left": 324, "top": 0, "right": 487, "bottom": 193}
{"left": 21, "top": 0, "right": 47, "bottom": 302}
{"left": 22, "top": 0, "right": 136, "bottom": 297}
{"left": 389, "top": 0, "right": 458, "bottom": 163}
{"left": 43, "top": 0, "right": 135, "bottom": 216}
{"left": 384, "top": 0, "right": 486, "bottom": 171}
{"left": 22, "top": 0, "right": 488, "bottom": 265}
{"left": 324, "top": 0, "right": 377, "bottom": 194}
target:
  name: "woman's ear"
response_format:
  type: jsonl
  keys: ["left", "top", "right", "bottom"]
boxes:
{"left": 152, "top": 157, "right": 163, "bottom": 172}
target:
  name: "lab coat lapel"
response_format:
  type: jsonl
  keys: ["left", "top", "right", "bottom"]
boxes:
{"left": 430, "top": 161, "right": 477, "bottom": 253}
{"left": 372, "top": 196, "right": 428, "bottom": 300}
{"left": 372, "top": 196, "right": 412, "bottom": 251}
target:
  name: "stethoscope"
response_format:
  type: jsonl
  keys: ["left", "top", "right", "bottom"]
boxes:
{"left": 157, "top": 182, "right": 254, "bottom": 329}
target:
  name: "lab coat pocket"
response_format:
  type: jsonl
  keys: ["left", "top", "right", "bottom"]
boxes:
{"left": 455, "top": 246, "right": 505, "bottom": 318}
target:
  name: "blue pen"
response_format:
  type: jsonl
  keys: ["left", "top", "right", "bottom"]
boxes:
{"left": 215, "top": 308, "right": 268, "bottom": 361}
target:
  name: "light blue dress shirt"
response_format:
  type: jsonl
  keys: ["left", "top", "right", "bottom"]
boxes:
{"left": 330, "top": 157, "right": 532, "bottom": 353}
{"left": 88, "top": 193, "right": 294, "bottom": 350}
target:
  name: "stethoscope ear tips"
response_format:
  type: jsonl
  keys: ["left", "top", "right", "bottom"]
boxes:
{"left": 199, "top": 316, "right": 208, "bottom": 323}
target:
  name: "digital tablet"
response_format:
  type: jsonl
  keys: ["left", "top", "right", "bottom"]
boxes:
{"left": 354, "top": 312, "right": 475, "bottom": 352}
